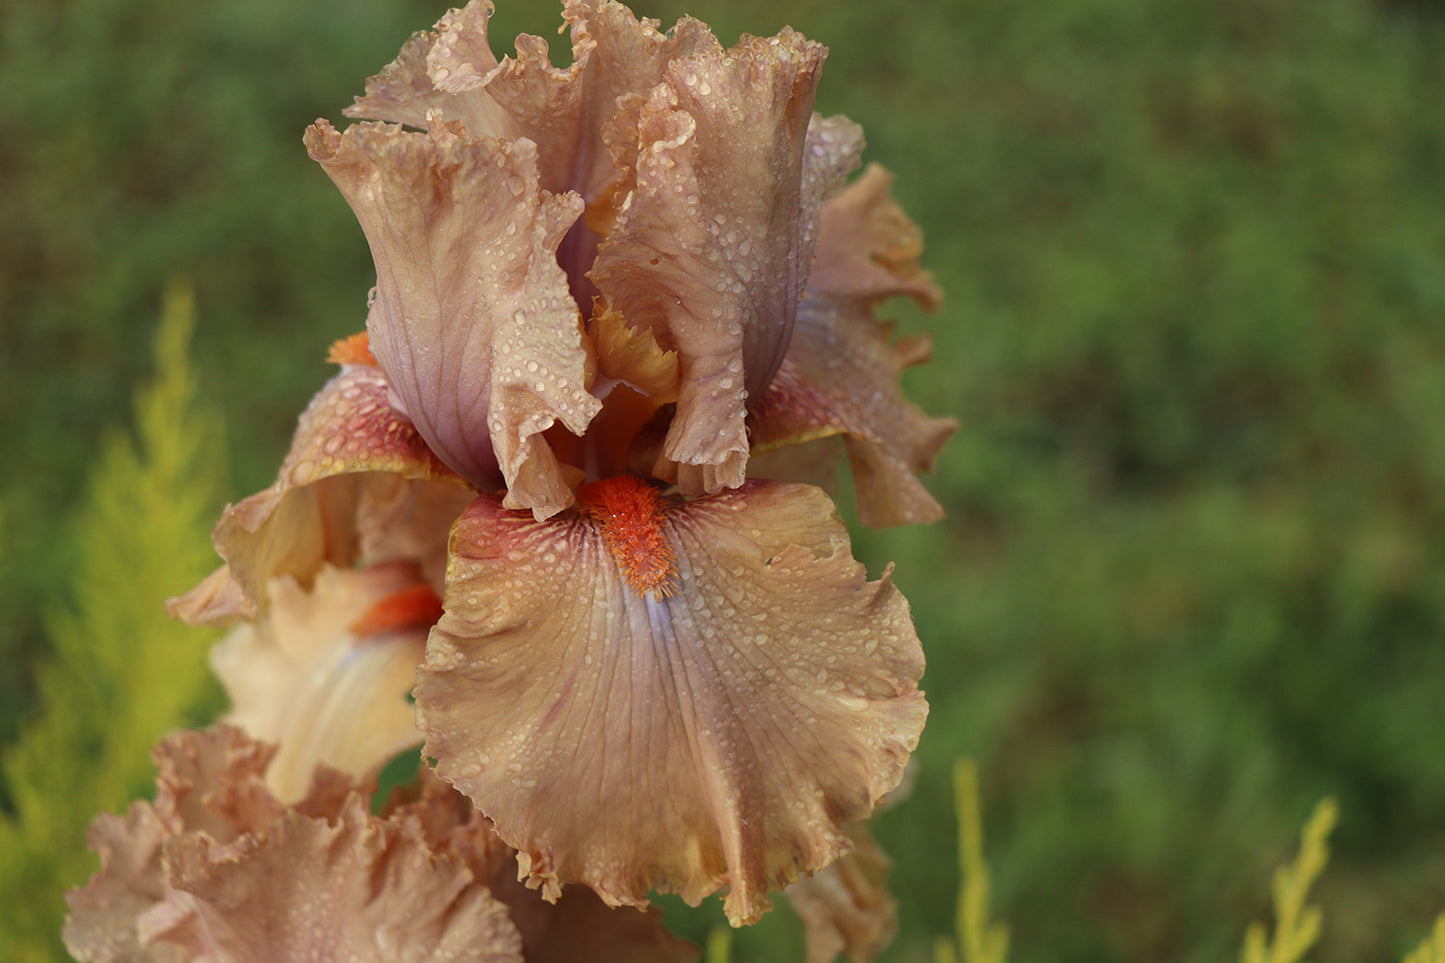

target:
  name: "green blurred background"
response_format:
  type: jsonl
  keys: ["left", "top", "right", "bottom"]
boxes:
{"left": 4, "top": 0, "right": 1445, "bottom": 958}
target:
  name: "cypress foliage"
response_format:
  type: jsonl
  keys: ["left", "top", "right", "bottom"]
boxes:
{"left": 0, "top": 282, "right": 226, "bottom": 962}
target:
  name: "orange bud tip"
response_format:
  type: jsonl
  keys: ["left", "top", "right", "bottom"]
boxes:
{"left": 577, "top": 475, "right": 678, "bottom": 598}
{"left": 327, "top": 331, "right": 377, "bottom": 366}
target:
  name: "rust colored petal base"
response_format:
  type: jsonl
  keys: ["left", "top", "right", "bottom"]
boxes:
{"left": 416, "top": 481, "right": 925, "bottom": 925}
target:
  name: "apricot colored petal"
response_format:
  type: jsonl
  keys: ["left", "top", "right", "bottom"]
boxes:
{"left": 165, "top": 564, "right": 248, "bottom": 627}
{"left": 307, "top": 119, "right": 598, "bottom": 518}
{"left": 345, "top": 22, "right": 474, "bottom": 129}
{"left": 149, "top": 725, "right": 284, "bottom": 843}
{"left": 64, "top": 727, "right": 375, "bottom": 962}
{"left": 391, "top": 772, "right": 698, "bottom": 963}
{"left": 141, "top": 797, "right": 522, "bottom": 963}
{"left": 346, "top": 1, "right": 562, "bottom": 154}
{"left": 212, "top": 564, "right": 434, "bottom": 803}
{"left": 750, "top": 166, "right": 957, "bottom": 527}
{"left": 785, "top": 823, "right": 898, "bottom": 963}
{"left": 63, "top": 803, "right": 180, "bottom": 963}
{"left": 807, "top": 164, "right": 942, "bottom": 309}
{"left": 168, "top": 365, "right": 469, "bottom": 624}
{"left": 415, "top": 481, "right": 926, "bottom": 925}
{"left": 589, "top": 33, "right": 828, "bottom": 496}
{"left": 347, "top": 0, "right": 677, "bottom": 205}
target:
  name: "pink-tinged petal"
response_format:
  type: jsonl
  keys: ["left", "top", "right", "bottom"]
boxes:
{"left": 64, "top": 727, "right": 374, "bottom": 962}
{"left": 347, "top": 0, "right": 686, "bottom": 310}
{"left": 63, "top": 804, "right": 178, "bottom": 963}
{"left": 141, "top": 797, "right": 522, "bottom": 963}
{"left": 796, "top": 114, "right": 867, "bottom": 264}
{"left": 388, "top": 770, "right": 699, "bottom": 963}
{"left": 212, "top": 563, "right": 436, "bottom": 803}
{"left": 346, "top": 1, "right": 526, "bottom": 142}
{"left": 785, "top": 823, "right": 898, "bottom": 963}
{"left": 588, "top": 31, "right": 828, "bottom": 496}
{"left": 168, "top": 365, "right": 470, "bottom": 624}
{"left": 807, "top": 164, "right": 941, "bottom": 309}
{"left": 750, "top": 166, "right": 957, "bottom": 527}
{"left": 148, "top": 726, "right": 370, "bottom": 842}
{"left": 166, "top": 564, "right": 248, "bottom": 628}
{"left": 744, "top": 436, "right": 842, "bottom": 496}
{"left": 347, "top": 0, "right": 674, "bottom": 204}
{"left": 306, "top": 118, "right": 599, "bottom": 518}
{"left": 442, "top": 21, "right": 590, "bottom": 199}
{"left": 149, "top": 725, "right": 285, "bottom": 843}
{"left": 415, "top": 479, "right": 926, "bottom": 926}
{"left": 345, "top": 21, "right": 473, "bottom": 130}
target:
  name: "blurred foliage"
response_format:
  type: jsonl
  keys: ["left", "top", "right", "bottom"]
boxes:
{"left": 0, "top": 285, "right": 226, "bottom": 960}
{"left": 1241, "top": 798, "right": 1336, "bottom": 963}
{"left": 1404, "top": 916, "right": 1445, "bottom": 963}
{"left": 935, "top": 760, "right": 1010, "bottom": 963}
{"left": 5, "top": 0, "right": 1445, "bottom": 959}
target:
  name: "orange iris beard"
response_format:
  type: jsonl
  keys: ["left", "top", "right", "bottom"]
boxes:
{"left": 576, "top": 476, "right": 678, "bottom": 598}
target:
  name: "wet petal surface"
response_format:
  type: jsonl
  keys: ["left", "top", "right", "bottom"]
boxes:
{"left": 307, "top": 119, "right": 598, "bottom": 517}
{"left": 750, "top": 166, "right": 957, "bottom": 526}
{"left": 416, "top": 480, "right": 925, "bottom": 924}
{"left": 170, "top": 364, "right": 469, "bottom": 624}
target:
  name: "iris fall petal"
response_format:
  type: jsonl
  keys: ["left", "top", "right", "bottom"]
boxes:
{"left": 785, "top": 822, "right": 898, "bottom": 963}
{"left": 67, "top": 727, "right": 526, "bottom": 963}
{"left": 394, "top": 770, "right": 700, "bottom": 963}
{"left": 415, "top": 480, "right": 925, "bottom": 926}
{"left": 169, "top": 363, "right": 469, "bottom": 624}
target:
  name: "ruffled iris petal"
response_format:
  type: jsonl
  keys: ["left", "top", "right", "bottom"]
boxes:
{"left": 169, "top": 364, "right": 469, "bottom": 625}
{"left": 348, "top": 0, "right": 596, "bottom": 200}
{"left": 785, "top": 822, "right": 898, "bottom": 963}
{"left": 64, "top": 727, "right": 380, "bottom": 962}
{"left": 141, "top": 798, "right": 521, "bottom": 963}
{"left": 62, "top": 803, "right": 174, "bottom": 963}
{"left": 590, "top": 32, "right": 829, "bottom": 496}
{"left": 306, "top": 118, "right": 600, "bottom": 518}
{"left": 399, "top": 770, "right": 700, "bottom": 963}
{"left": 415, "top": 480, "right": 925, "bottom": 926}
{"left": 750, "top": 165, "right": 958, "bottom": 526}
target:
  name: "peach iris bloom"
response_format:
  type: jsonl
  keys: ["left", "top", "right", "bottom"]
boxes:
{"left": 163, "top": 0, "right": 952, "bottom": 934}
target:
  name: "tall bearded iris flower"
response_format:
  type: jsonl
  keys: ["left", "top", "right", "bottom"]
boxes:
{"left": 69, "top": 0, "right": 954, "bottom": 956}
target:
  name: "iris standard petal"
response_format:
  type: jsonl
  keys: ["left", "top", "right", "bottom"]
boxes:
{"left": 589, "top": 31, "right": 828, "bottom": 496}
{"left": 307, "top": 118, "right": 599, "bottom": 518}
